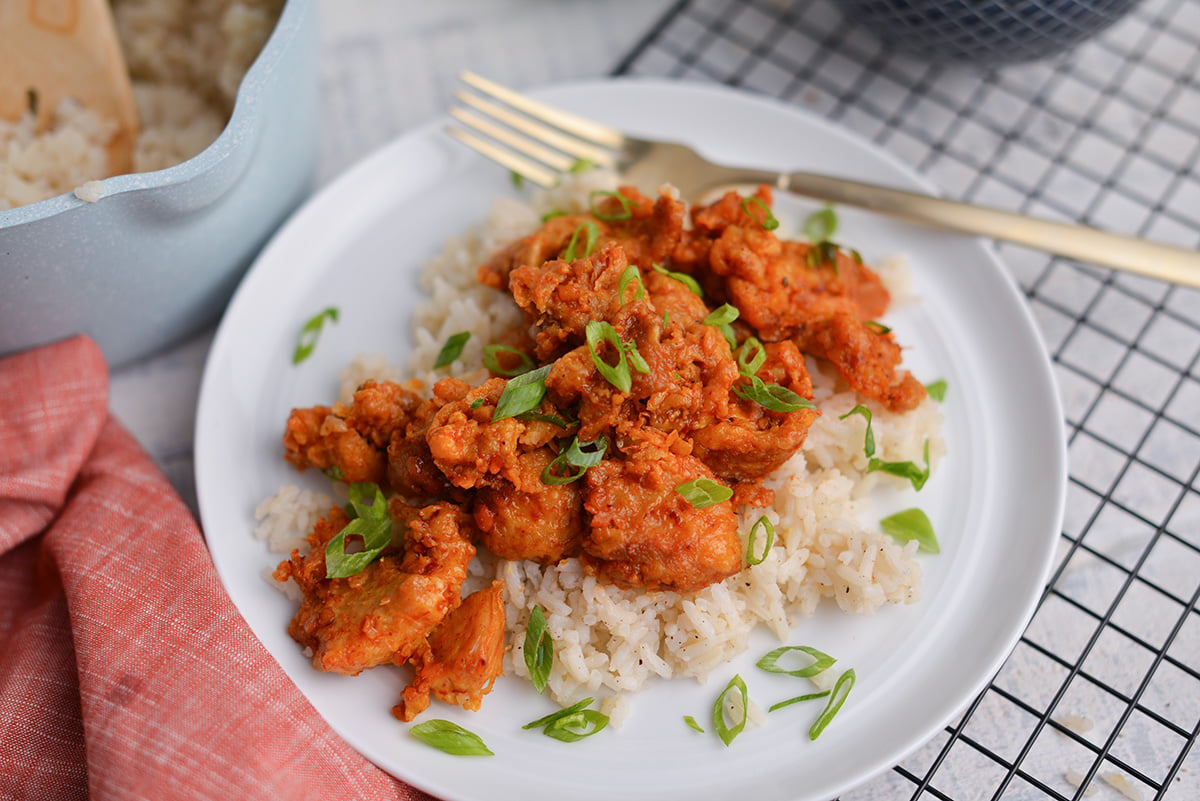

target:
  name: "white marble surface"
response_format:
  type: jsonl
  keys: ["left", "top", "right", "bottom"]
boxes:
{"left": 108, "top": 0, "right": 672, "bottom": 513}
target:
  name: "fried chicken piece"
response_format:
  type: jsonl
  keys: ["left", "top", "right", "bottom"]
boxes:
{"left": 393, "top": 581, "right": 506, "bottom": 722}
{"left": 690, "top": 340, "right": 820, "bottom": 480}
{"left": 424, "top": 377, "right": 562, "bottom": 490}
{"left": 284, "top": 380, "right": 423, "bottom": 485}
{"left": 473, "top": 447, "right": 583, "bottom": 563}
{"left": 478, "top": 186, "right": 685, "bottom": 291}
{"left": 581, "top": 429, "right": 741, "bottom": 593}
{"left": 386, "top": 379, "right": 470, "bottom": 500}
{"left": 275, "top": 501, "right": 476, "bottom": 676}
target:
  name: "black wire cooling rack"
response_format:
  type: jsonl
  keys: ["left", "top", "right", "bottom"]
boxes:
{"left": 613, "top": 1, "right": 1200, "bottom": 799}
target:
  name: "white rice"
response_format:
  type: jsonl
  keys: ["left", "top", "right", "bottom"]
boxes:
{"left": 0, "top": 0, "right": 281, "bottom": 209}
{"left": 255, "top": 172, "right": 944, "bottom": 714}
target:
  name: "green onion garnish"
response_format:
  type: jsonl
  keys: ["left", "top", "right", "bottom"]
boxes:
{"left": 292, "top": 307, "right": 339, "bottom": 365}
{"left": 524, "top": 605, "right": 553, "bottom": 693}
{"left": 568, "top": 157, "right": 594, "bottom": 174}
{"left": 704, "top": 303, "right": 740, "bottom": 349}
{"left": 867, "top": 439, "right": 931, "bottom": 491}
{"left": 624, "top": 339, "right": 650, "bottom": 375}
{"left": 652, "top": 263, "right": 703, "bottom": 297}
{"left": 809, "top": 669, "right": 855, "bottom": 740}
{"left": 541, "top": 209, "right": 567, "bottom": 222}
{"left": 617, "top": 264, "right": 646, "bottom": 303}
{"left": 839, "top": 404, "right": 876, "bottom": 459}
{"left": 541, "top": 453, "right": 586, "bottom": 485}
{"left": 563, "top": 221, "right": 600, "bottom": 261}
{"left": 745, "top": 515, "right": 776, "bottom": 566}
{"left": 469, "top": 398, "right": 485, "bottom": 410}
{"left": 409, "top": 719, "right": 493, "bottom": 756}
{"left": 767, "top": 690, "right": 830, "bottom": 713}
{"left": 322, "top": 465, "right": 344, "bottom": 482}
{"left": 523, "top": 697, "right": 594, "bottom": 730}
{"left": 865, "top": 321, "right": 892, "bottom": 335}
{"left": 510, "top": 170, "right": 525, "bottom": 189}
{"left": 543, "top": 709, "right": 609, "bottom": 742}
{"left": 523, "top": 697, "right": 610, "bottom": 742}
{"left": 585, "top": 320, "right": 632, "bottom": 393}
{"left": 433, "top": 331, "right": 470, "bottom": 369}
{"left": 734, "top": 376, "right": 817, "bottom": 413}
{"left": 712, "top": 674, "right": 750, "bottom": 746}
{"left": 676, "top": 477, "right": 732, "bottom": 509}
{"left": 492, "top": 364, "right": 552, "bottom": 421}
{"left": 741, "top": 196, "right": 780, "bottom": 231}
{"left": 481, "top": 344, "right": 535, "bottom": 377}
{"left": 541, "top": 435, "right": 608, "bottom": 485}
{"left": 735, "top": 337, "right": 766, "bottom": 377}
{"left": 880, "top": 507, "right": 939, "bottom": 554}
{"left": 589, "top": 190, "right": 635, "bottom": 221}
{"left": 324, "top": 482, "right": 393, "bottom": 579}
{"left": 925, "top": 379, "right": 948, "bottom": 402}
{"left": 803, "top": 205, "right": 838, "bottom": 243}
{"left": 684, "top": 715, "right": 705, "bottom": 733}
{"left": 756, "top": 645, "right": 836, "bottom": 679}
{"left": 806, "top": 241, "right": 841, "bottom": 271}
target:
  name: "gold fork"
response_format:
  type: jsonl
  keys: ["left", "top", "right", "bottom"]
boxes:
{"left": 447, "top": 71, "right": 1200, "bottom": 289}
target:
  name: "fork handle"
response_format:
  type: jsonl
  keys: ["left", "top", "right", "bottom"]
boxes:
{"left": 779, "top": 171, "right": 1200, "bottom": 288}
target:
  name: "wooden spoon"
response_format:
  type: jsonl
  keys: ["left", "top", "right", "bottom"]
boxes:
{"left": 0, "top": 0, "right": 139, "bottom": 177}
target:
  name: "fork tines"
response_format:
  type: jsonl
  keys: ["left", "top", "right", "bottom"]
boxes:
{"left": 448, "top": 71, "right": 624, "bottom": 187}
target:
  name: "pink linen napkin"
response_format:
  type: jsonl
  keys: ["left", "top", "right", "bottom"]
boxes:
{"left": 0, "top": 336, "right": 429, "bottom": 801}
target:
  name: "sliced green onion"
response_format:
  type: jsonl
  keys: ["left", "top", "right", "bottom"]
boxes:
{"left": 322, "top": 465, "right": 344, "bottom": 482}
{"left": 524, "top": 605, "right": 553, "bottom": 693}
{"left": 541, "top": 209, "right": 567, "bottom": 222}
{"left": 768, "top": 690, "right": 831, "bottom": 713}
{"left": 515, "top": 411, "right": 574, "bottom": 429}
{"left": 617, "top": 264, "right": 646, "bottom": 303}
{"left": 292, "top": 307, "right": 339, "bottom": 365}
{"left": 712, "top": 674, "right": 749, "bottom": 746}
{"left": 543, "top": 709, "right": 609, "bottom": 742}
{"left": 676, "top": 477, "right": 732, "bottom": 509}
{"left": 703, "top": 303, "right": 740, "bottom": 326}
{"left": 880, "top": 507, "right": 939, "bottom": 554}
{"left": 838, "top": 404, "right": 876, "bottom": 459}
{"left": 806, "top": 241, "right": 840, "bottom": 272}
{"left": 563, "top": 436, "right": 608, "bottom": 468}
{"left": 568, "top": 157, "right": 594, "bottom": 174}
{"left": 756, "top": 645, "right": 836, "bottom": 679}
{"left": 585, "top": 320, "right": 632, "bottom": 393}
{"left": 624, "top": 339, "right": 650, "bottom": 374}
{"left": 734, "top": 376, "right": 817, "bottom": 413}
{"left": 745, "top": 515, "right": 776, "bottom": 566}
{"left": 925, "top": 379, "right": 948, "bottom": 402}
{"left": 563, "top": 221, "right": 600, "bottom": 261}
{"left": 809, "top": 669, "right": 855, "bottom": 740}
{"left": 492, "top": 364, "right": 552, "bottom": 421}
{"left": 523, "top": 697, "right": 594, "bottom": 730}
{"left": 482, "top": 344, "right": 535, "bottom": 377}
{"left": 325, "top": 482, "right": 392, "bottom": 579}
{"left": 741, "top": 196, "right": 780, "bottom": 231}
{"left": 865, "top": 320, "right": 892, "bottom": 335}
{"left": 589, "top": 189, "right": 635, "bottom": 221}
{"left": 469, "top": 398, "right": 486, "bottom": 410}
{"left": 510, "top": 170, "right": 525, "bottom": 189}
{"left": 867, "top": 439, "right": 931, "bottom": 491}
{"left": 652, "top": 263, "right": 703, "bottom": 297}
{"left": 684, "top": 715, "right": 705, "bottom": 733}
{"left": 803, "top": 205, "right": 838, "bottom": 243}
{"left": 541, "top": 452, "right": 587, "bottom": 485}
{"left": 410, "top": 720, "right": 493, "bottom": 756}
{"left": 736, "top": 337, "right": 766, "bottom": 377}
{"left": 433, "top": 331, "right": 470, "bottom": 369}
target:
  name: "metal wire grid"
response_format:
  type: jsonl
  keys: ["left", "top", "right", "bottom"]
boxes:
{"left": 614, "top": 1, "right": 1200, "bottom": 799}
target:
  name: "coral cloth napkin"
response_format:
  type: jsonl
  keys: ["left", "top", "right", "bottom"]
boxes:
{"left": 0, "top": 336, "right": 429, "bottom": 801}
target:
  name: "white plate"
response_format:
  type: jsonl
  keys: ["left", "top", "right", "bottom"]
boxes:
{"left": 195, "top": 78, "right": 1066, "bottom": 801}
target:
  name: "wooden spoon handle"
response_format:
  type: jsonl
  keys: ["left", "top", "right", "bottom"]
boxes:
{"left": 0, "top": 0, "right": 138, "bottom": 176}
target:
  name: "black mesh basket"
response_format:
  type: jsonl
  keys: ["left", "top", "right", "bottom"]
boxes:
{"left": 839, "top": 0, "right": 1144, "bottom": 64}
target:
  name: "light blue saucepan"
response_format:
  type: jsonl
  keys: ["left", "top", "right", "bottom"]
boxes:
{"left": 0, "top": 0, "right": 319, "bottom": 368}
